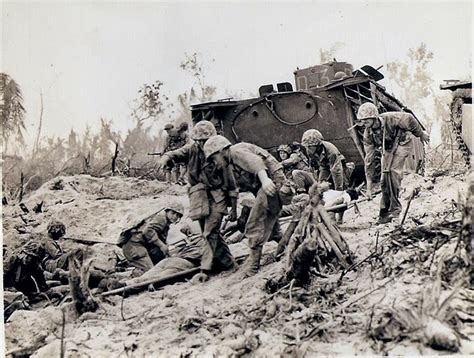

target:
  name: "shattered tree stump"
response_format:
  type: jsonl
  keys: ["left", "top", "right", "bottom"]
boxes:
{"left": 69, "top": 253, "right": 98, "bottom": 315}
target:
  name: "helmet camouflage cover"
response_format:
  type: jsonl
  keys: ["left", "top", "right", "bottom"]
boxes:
{"left": 47, "top": 220, "right": 66, "bottom": 239}
{"left": 356, "top": 102, "right": 379, "bottom": 120}
{"left": 165, "top": 201, "right": 184, "bottom": 216}
{"left": 190, "top": 120, "right": 217, "bottom": 140}
{"left": 277, "top": 144, "right": 291, "bottom": 154}
{"left": 203, "top": 135, "right": 232, "bottom": 159}
{"left": 301, "top": 129, "right": 324, "bottom": 146}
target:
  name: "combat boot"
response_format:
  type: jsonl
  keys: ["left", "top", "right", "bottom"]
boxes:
{"left": 241, "top": 246, "right": 262, "bottom": 278}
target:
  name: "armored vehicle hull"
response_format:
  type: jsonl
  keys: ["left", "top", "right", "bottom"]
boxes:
{"left": 191, "top": 61, "right": 425, "bottom": 171}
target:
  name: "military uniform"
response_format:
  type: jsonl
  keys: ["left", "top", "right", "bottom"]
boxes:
{"left": 293, "top": 140, "right": 346, "bottom": 192}
{"left": 3, "top": 242, "right": 48, "bottom": 299}
{"left": 363, "top": 111, "right": 425, "bottom": 219}
{"left": 205, "top": 138, "right": 286, "bottom": 276}
{"left": 164, "top": 126, "right": 188, "bottom": 183}
{"left": 161, "top": 122, "right": 237, "bottom": 273}
{"left": 120, "top": 211, "right": 171, "bottom": 274}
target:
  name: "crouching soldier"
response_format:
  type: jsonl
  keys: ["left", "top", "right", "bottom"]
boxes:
{"left": 42, "top": 220, "right": 82, "bottom": 276}
{"left": 204, "top": 135, "right": 288, "bottom": 277}
{"left": 118, "top": 201, "right": 184, "bottom": 276}
{"left": 356, "top": 103, "right": 429, "bottom": 224}
{"left": 293, "top": 129, "right": 347, "bottom": 192}
{"left": 4, "top": 241, "right": 49, "bottom": 301}
{"left": 277, "top": 144, "right": 310, "bottom": 180}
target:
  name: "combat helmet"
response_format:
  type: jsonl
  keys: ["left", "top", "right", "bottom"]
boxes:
{"left": 277, "top": 144, "right": 292, "bottom": 154}
{"left": 301, "top": 129, "right": 324, "bottom": 146}
{"left": 47, "top": 220, "right": 66, "bottom": 239}
{"left": 356, "top": 102, "right": 379, "bottom": 120}
{"left": 191, "top": 120, "right": 217, "bottom": 140}
{"left": 165, "top": 201, "right": 184, "bottom": 216}
{"left": 203, "top": 135, "right": 232, "bottom": 159}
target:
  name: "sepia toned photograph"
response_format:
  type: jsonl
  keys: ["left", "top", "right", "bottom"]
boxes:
{"left": 1, "top": 1, "right": 472, "bottom": 356}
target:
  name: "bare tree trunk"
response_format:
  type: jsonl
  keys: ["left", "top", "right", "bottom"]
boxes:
{"left": 111, "top": 142, "right": 119, "bottom": 175}
{"left": 33, "top": 91, "right": 43, "bottom": 156}
{"left": 83, "top": 152, "right": 91, "bottom": 174}
{"left": 19, "top": 172, "right": 24, "bottom": 202}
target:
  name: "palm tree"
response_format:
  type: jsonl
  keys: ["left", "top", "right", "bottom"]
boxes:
{"left": 0, "top": 73, "right": 26, "bottom": 153}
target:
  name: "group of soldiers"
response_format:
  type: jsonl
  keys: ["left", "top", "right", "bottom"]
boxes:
{"left": 4, "top": 102, "right": 430, "bottom": 305}
{"left": 121, "top": 103, "right": 428, "bottom": 286}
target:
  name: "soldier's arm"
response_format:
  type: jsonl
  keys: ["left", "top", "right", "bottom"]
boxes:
{"left": 396, "top": 113, "right": 425, "bottom": 138}
{"left": 327, "top": 152, "right": 344, "bottom": 190}
{"left": 281, "top": 154, "right": 299, "bottom": 168}
{"left": 231, "top": 149, "right": 267, "bottom": 175}
{"left": 43, "top": 239, "right": 62, "bottom": 259}
{"left": 161, "top": 143, "right": 193, "bottom": 166}
{"left": 141, "top": 215, "right": 169, "bottom": 246}
{"left": 223, "top": 166, "right": 239, "bottom": 219}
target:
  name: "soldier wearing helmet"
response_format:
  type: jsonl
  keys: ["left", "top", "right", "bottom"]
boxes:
{"left": 204, "top": 135, "right": 287, "bottom": 277}
{"left": 278, "top": 142, "right": 310, "bottom": 179}
{"left": 4, "top": 241, "right": 49, "bottom": 299}
{"left": 294, "top": 129, "right": 346, "bottom": 192}
{"left": 277, "top": 145, "right": 292, "bottom": 160}
{"left": 118, "top": 201, "right": 184, "bottom": 275}
{"left": 157, "top": 121, "right": 237, "bottom": 280}
{"left": 356, "top": 102, "right": 430, "bottom": 224}
{"left": 162, "top": 123, "right": 188, "bottom": 184}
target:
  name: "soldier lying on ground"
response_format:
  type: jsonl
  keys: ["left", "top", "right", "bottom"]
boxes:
{"left": 117, "top": 201, "right": 184, "bottom": 277}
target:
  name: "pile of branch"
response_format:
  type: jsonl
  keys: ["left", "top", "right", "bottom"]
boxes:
{"left": 273, "top": 184, "right": 353, "bottom": 288}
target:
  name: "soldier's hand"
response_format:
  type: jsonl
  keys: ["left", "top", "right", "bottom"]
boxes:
{"left": 261, "top": 178, "right": 277, "bottom": 196}
{"left": 421, "top": 131, "right": 430, "bottom": 144}
{"left": 157, "top": 156, "right": 170, "bottom": 170}
{"left": 160, "top": 244, "right": 169, "bottom": 257}
{"left": 228, "top": 209, "right": 238, "bottom": 222}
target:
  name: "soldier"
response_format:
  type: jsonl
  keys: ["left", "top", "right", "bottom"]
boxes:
{"left": 356, "top": 102, "right": 429, "bottom": 224}
{"left": 293, "top": 129, "right": 346, "bottom": 192}
{"left": 203, "top": 135, "right": 287, "bottom": 277}
{"left": 163, "top": 124, "right": 185, "bottom": 183}
{"left": 42, "top": 220, "right": 81, "bottom": 274}
{"left": 277, "top": 144, "right": 310, "bottom": 179}
{"left": 158, "top": 121, "right": 237, "bottom": 281}
{"left": 175, "top": 122, "right": 190, "bottom": 185}
{"left": 4, "top": 241, "right": 49, "bottom": 300}
{"left": 118, "top": 201, "right": 184, "bottom": 276}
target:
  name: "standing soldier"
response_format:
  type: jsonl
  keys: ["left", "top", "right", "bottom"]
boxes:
{"left": 175, "top": 122, "right": 190, "bottom": 185}
{"left": 204, "top": 135, "right": 287, "bottom": 277}
{"left": 118, "top": 202, "right": 184, "bottom": 276}
{"left": 356, "top": 103, "right": 429, "bottom": 224}
{"left": 293, "top": 129, "right": 346, "bottom": 192}
{"left": 158, "top": 121, "right": 237, "bottom": 281}
{"left": 163, "top": 123, "right": 189, "bottom": 184}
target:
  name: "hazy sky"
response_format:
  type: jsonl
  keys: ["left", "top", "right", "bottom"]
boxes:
{"left": 2, "top": 1, "right": 472, "bottom": 146}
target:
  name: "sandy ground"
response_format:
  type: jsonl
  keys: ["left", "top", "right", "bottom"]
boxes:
{"left": 3, "top": 171, "right": 473, "bottom": 356}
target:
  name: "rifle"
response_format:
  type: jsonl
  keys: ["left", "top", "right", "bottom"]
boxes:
{"left": 147, "top": 152, "right": 163, "bottom": 156}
